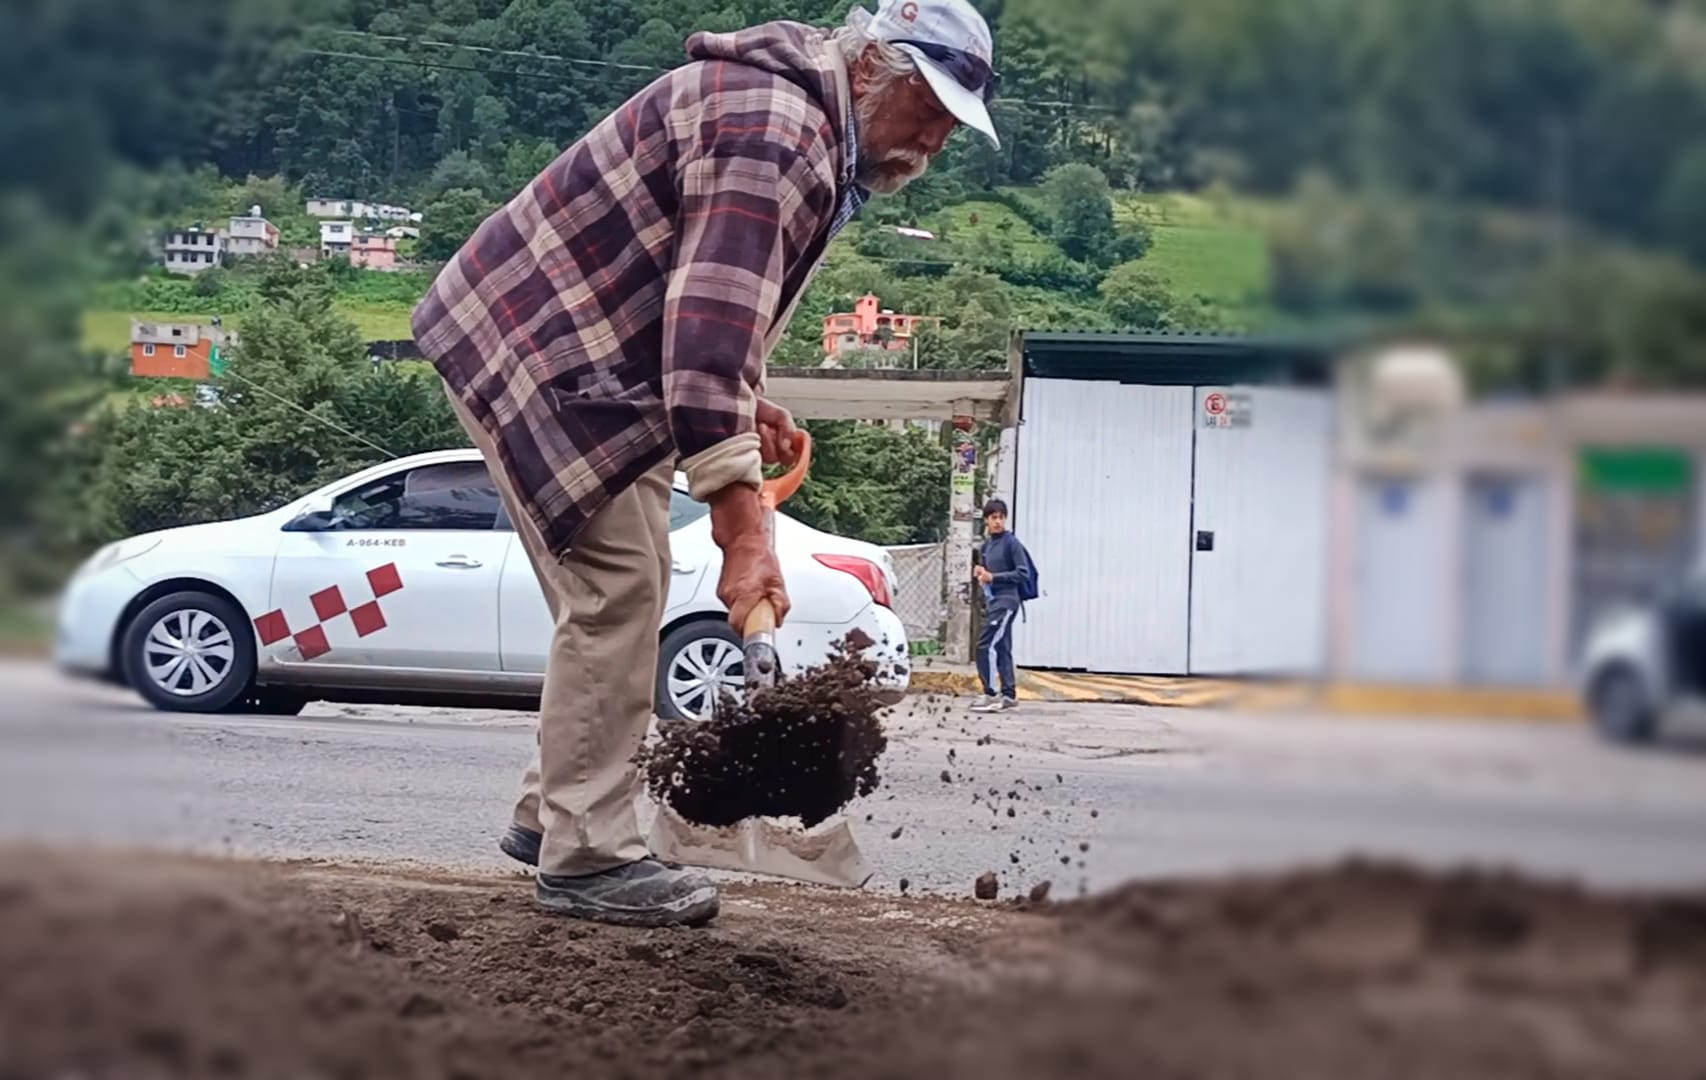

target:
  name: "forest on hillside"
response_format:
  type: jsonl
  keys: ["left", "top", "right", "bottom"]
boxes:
{"left": 15, "top": 0, "right": 1706, "bottom": 269}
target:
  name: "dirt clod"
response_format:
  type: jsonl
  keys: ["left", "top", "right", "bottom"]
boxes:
{"left": 975, "top": 872, "right": 1000, "bottom": 901}
{"left": 940, "top": 770, "right": 952, "bottom": 784}
{"left": 424, "top": 921, "right": 460, "bottom": 943}
{"left": 637, "top": 635, "right": 891, "bottom": 828}
{"left": 1029, "top": 881, "right": 1054, "bottom": 904}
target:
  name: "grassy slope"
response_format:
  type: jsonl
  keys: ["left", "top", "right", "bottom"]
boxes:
{"left": 82, "top": 305, "right": 416, "bottom": 351}
{"left": 87, "top": 190, "right": 1275, "bottom": 351}
{"left": 1117, "top": 193, "right": 1272, "bottom": 324}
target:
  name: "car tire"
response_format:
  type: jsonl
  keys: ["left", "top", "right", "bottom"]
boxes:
{"left": 1590, "top": 665, "right": 1656, "bottom": 744}
{"left": 656, "top": 620, "right": 745, "bottom": 727}
{"left": 122, "top": 591, "right": 256, "bottom": 714}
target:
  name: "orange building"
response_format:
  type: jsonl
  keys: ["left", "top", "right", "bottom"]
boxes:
{"left": 822, "top": 294, "right": 940, "bottom": 359}
{"left": 130, "top": 321, "right": 234, "bottom": 380}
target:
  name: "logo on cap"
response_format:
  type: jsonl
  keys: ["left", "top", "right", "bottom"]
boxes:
{"left": 900, "top": 1, "right": 919, "bottom": 21}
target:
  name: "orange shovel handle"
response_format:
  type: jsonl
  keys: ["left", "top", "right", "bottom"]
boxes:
{"left": 760, "top": 431, "right": 813, "bottom": 512}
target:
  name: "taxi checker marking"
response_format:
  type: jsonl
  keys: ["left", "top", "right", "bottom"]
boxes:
{"left": 253, "top": 563, "right": 404, "bottom": 661}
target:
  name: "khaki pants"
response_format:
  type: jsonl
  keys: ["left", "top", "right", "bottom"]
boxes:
{"left": 450, "top": 394, "right": 672, "bottom": 877}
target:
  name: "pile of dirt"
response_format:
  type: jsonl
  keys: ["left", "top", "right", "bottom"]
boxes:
{"left": 4, "top": 850, "right": 1704, "bottom": 1079}
{"left": 638, "top": 633, "right": 891, "bottom": 828}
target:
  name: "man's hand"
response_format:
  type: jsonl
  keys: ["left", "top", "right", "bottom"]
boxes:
{"left": 756, "top": 398, "right": 801, "bottom": 469}
{"left": 709, "top": 484, "right": 791, "bottom": 632}
{"left": 974, "top": 566, "right": 993, "bottom": 585}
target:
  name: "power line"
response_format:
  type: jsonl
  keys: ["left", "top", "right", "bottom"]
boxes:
{"left": 220, "top": 368, "right": 399, "bottom": 459}
{"left": 318, "top": 28, "right": 666, "bottom": 75}
{"left": 296, "top": 47, "right": 566, "bottom": 83}
{"left": 309, "top": 27, "right": 1122, "bottom": 116}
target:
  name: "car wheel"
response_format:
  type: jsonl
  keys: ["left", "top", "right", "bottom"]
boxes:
{"left": 1591, "top": 665, "right": 1655, "bottom": 744}
{"left": 656, "top": 621, "right": 745, "bottom": 725}
{"left": 122, "top": 591, "right": 255, "bottom": 714}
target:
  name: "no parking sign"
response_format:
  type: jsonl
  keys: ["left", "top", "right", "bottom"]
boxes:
{"left": 1202, "top": 390, "right": 1252, "bottom": 430}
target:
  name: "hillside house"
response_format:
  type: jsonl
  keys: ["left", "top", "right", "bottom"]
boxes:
{"left": 163, "top": 225, "right": 223, "bottom": 275}
{"left": 821, "top": 294, "right": 940, "bottom": 363}
{"left": 130, "top": 321, "right": 235, "bottom": 380}
{"left": 225, "top": 206, "right": 279, "bottom": 258}
{"left": 350, "top": 232, "right": 398, "bottom": 270}
{"left": 319, "top": 220, "right": 354, "bottom": 258}
{"left": 307, "top": 198, "right": 414, "bottom": 222}
{"left": 307, "top": 197, "right": 369, "bottom": 218}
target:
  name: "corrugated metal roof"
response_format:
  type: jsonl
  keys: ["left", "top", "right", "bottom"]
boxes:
{"left": 1021, "top": 329, "right": 1337, "bottom": 386}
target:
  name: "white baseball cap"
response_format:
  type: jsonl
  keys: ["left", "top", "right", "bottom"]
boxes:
{"left": 850, "top": 0, "right": 1002, "bottom": 149}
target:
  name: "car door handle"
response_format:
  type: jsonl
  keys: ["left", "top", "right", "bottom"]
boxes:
{"left": 437, "top": 556, "right": 484, "bottom": 570}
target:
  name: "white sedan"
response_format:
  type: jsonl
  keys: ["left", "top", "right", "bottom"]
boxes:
{"left": 56, "top": 450, "right": 911, "bottom": 721}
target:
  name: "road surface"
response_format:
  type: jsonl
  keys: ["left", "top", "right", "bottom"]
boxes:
{"left": 2, "top": 661, "right": 1704, "bottom": 895}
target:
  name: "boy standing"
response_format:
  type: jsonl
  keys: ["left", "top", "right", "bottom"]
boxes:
{"left": 972, "top": 499, "right": 1033, "bottom": 712}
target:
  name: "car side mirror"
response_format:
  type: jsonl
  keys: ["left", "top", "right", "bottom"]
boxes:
{"left": 284, "top": 511, "right": 338, "bottom": 533}
{"left": 283, "top": 494, "right": 339, "bottom": 533}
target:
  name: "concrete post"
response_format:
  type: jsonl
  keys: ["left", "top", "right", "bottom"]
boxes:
{"left": 943, "top": 399, "right": 978, "bottom": 664}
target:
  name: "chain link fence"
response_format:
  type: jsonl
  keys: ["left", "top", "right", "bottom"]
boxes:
{"left": 884, "top": 542, "right": 947, "bottom": 655}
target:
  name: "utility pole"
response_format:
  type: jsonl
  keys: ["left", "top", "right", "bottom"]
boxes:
{"left": 943, "top": 401, "right": 979, "bottom": 664}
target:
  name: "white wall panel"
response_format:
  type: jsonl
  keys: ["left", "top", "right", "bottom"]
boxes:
{"left": 1014, "top": 379, "right": 1194, "bottom": 674}
{"left": 1462, "top": 475, "right": 1550, "bottom": 686}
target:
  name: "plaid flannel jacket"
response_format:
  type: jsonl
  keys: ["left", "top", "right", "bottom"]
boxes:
{"left": 412, "top": 22, "right": 856, "bottom": 556}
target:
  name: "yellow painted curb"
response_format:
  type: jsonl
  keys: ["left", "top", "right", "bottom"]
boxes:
{"left": 907, "top": 666, "right": 1583, "bottom": 722}
{"left": 1322, "top": 685, "right": 1583, "bottom": 722}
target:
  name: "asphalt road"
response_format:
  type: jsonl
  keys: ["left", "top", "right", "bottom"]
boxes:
{"left": 3, "top": 661, "right": 1704, "bottom": 896}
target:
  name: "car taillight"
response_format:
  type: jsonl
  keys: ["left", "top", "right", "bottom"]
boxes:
{"left": 813, "top": 554, "right": 892, "bottom": 608}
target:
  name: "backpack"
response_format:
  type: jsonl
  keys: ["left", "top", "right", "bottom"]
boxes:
{"left": 1017, "top": 540, "right": 1040, "bottom": 604}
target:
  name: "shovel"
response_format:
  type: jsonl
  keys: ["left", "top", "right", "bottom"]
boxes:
{"left": 651, "top": 429, "right": 873, "bottom": 889}
{"left": 742, "top": 430, "right": 813, "bottom": 693}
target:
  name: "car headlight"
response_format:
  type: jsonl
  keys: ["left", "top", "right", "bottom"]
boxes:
{"left": 76, "top": 536, "right": 163, "bottom": 579}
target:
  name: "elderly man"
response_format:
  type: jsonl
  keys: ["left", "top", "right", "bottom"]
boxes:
{"left": 411, "top": 0, "right": 1000, "bottom": 927}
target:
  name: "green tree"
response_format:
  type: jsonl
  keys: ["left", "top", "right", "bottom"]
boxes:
{"left": 424, "top": 151, "right": 496, "bottom": 200}
{"left": 788, "top": 422, "right": 952, "bottom": 545}
{"left": 1099, "top": 261, "right": 1174, "bottom": 328}
{"left": 68, "top": 290, "right": 466, "bottom": 546}
{"left": 1041, "top": 163, "right": 1117, "bottom": 266}
{"left": 419, "top": 188, "right": 498, "bottom": 261}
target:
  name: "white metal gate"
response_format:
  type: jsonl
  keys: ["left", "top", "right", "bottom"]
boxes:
{"left": 1462, "top": 475, "right": 1549, "bottom": 685}
{"left": 1188, "top": 387, "right": 1333, "bottom": 676}
{"left": 1014, "top": 380, "right": 1195, "bottom": 673}
{"left": 1014, "top": 379, "right": 1332, "bottom": 676}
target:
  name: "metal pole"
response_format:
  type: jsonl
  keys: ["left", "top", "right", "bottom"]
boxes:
{"left": 943, "top": 400, "right": 978, "bottom": 664}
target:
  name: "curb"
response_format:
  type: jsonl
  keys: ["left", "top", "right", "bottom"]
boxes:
{"left": 908, "top": 668, "right": 1582, "bottom": 722}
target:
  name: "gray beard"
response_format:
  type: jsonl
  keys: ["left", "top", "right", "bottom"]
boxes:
{"left": 854, "top": 90, "right": 931, "bottom": 194}
{"left": 856, "top": 149, "right": 930, "bottom": 195}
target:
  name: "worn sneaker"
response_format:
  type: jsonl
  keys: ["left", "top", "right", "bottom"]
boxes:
{"left": 997, "top": 696, "right": 1019, "bottom": 712}
{"left": 969, "top": 695, "right": 1003, "bottom": 713}
{"left": 499, "top": 824, "right": 543, "bottom": 867}
{"left": 536, "top": 859, "right": 720, "bottom": 928}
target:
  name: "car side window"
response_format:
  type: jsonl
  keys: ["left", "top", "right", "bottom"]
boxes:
{"left": 331, "top": 463, "right": 500, "bottom": 531}
{"left": 669, "top": 490, "right": 711, "bottom": 532}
